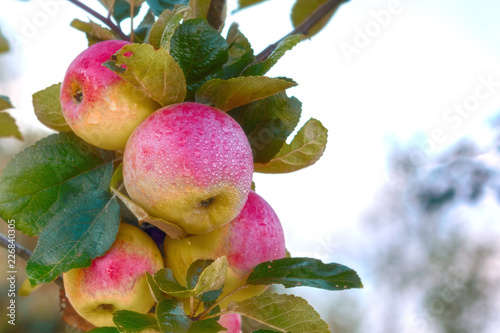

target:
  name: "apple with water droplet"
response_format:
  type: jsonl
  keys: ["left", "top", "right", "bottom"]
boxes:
{"left": 123, "top": 102, "right": 254, "bottom": 234}
{"left": 163, "top": 190, "right": 286, "bottom": 309}
{"left": 60, "top": 40, "right": 160, "bottom": 150}
{"left": 63, "top": 223, "right": 164, "bottom": 327}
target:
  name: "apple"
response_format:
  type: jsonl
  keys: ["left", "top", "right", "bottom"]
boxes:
{"left": 218, "top": 313, "right": 242, "bottom": 333}
{"left": 63, "top": 223, "right": 164, "bottom": 327}
{"left": 60, "top": 40, "right": 160, "bottom": 150}
{"left": 122, "top": 102, "right": 254, "bottom": 235}
{"left": 163, "top": 190, "right": 286, "bottom": 309}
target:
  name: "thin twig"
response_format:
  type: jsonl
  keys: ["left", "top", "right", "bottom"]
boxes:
{"left": 66, "top": 0, "right": 128, "bottom": 40}
{"left": 0, "top": 232, "right": 64, "bottom": 289}
{"left": 130, "top": 0, "right": 135, "bottom": 42}
{"left": 255, "top": 0, "right": 350, "bottom": 63}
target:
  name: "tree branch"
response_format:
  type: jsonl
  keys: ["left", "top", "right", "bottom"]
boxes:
{"left": 255, "top": 0, "right": 350, "bottom": 63}
{"left": 67, "top": 0, "right": 129, "bottom": 40}
{"left": 0, "top": 232, "right": 64, "bottom": 289}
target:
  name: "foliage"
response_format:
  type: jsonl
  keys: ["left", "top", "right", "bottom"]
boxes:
{"left": 0, "top": 0, "right": 358, "bottom": 332}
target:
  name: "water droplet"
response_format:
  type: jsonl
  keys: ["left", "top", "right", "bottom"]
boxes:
{"left": 194, "top": 151, "right": 201, "bottom": 158}
{"left": 203, "top": 158, "right": 209, "bottom": 164}
{"left": 222, "top": 124, "right": 230, "bottom": 133}
{"left": 178, "top": 138, "right": 186, "bottom": 146}
{"left": 258, "top": 220, "right": 267, "bottom": 226}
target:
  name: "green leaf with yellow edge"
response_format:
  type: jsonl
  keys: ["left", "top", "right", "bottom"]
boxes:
{"left": 156, "top": 299, "right": 192, "bottom": 333}
{"left": 195, "top": 76, "right": 297, "bottom": 111}
{"left": 32, "top": 83, "right": 71, "bottom": 132}
{"left": 0, "top": 95, "right": 13, "bottom": 111}
{"left": 254, "top": 118, "right": 327, "bottom": 173}
{"left": 223, "top": 23, "right": 254, "bottom": 79}
{"left": 291, "top": 0, "right": 343, "bottom": 37}
{"left": 149, "top": 5, "right": 190, "bottom": 50}
{"left": 0, "top": 113, "right": 22, "bottom": 140}
{"left": 146, "top": 272, "right": 166, "bottom": 302}
{"left": 154, "top": 257, "right": 227, "bottom": 298}
{"left": 111, "top": 188, "right": 186, "bottom": 240}
{"left": 113, "top": 310, "right": 160, "bottom": 333}
{"left": 246, "top": 257, "right": 363, "bottom": 290}
{"left": 242, "top": 34, "right": 306, "bottom": 76}
{"left": 170, "top": 18, "right": 228, "bottom": 100}
{"left": 228, "top": 92, "right": 301, "bottom": 164}
{"left": 70, "top": 19, "right": 117, "bottom": 46}
{"left": 103, "top": 43, "right": 186, "bottom": 106}
{"left": 228, "top": 293, "right": 330, "bottom": 333}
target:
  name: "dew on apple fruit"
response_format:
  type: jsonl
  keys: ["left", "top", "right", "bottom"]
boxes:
{"left": 194, "top": 150, "right": 201, "bottom": 158}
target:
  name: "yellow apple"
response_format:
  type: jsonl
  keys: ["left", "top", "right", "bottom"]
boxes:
{"left": 63, "top": 223, "right": 164, "bottom": 327}
{"left": 163, "top": 190, "right": 286, "bottom": 310}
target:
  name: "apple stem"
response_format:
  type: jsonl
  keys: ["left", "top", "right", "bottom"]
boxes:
{"left": 66, "top": 0, "right": 129, "bottom": 41}
{"left": 0, "top": 232, "right": 65, "bottom": 288}
{"left": 254, "top": 0, "right": 351, "bottom": 63}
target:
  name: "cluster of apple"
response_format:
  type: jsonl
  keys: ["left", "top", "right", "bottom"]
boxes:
{"left": 59, "top": 40, "right": 287, "bottom": 330}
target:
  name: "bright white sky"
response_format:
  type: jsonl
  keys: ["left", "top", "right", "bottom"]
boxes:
{"left": 1, "top": 0, "right": 500, "bottom": 322}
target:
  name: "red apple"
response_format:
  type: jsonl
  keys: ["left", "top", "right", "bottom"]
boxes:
{"left": 123, "top": 102, "right": 254, "bottom": 235}
{"left": 60, "top": 40, "right": 159, "bottom": 150}
{"left": 163, "top": 190, "right": 286, "bottom": 308}
{"left": 63, "top": 223, "right": 164, "bottom": 327}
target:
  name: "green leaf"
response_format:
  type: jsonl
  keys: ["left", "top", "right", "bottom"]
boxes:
{"left": 291, "top": 0, "right": 341, "bottom": 37}
{"left": 228, "top": 293, "right": 330, "bottom": 333}
{"left": 191, "top": 256, "right": 227, "bottom": 297}
{"left": 186, "top": 0, "right": 226, "bottom": 31}
{"left": 110, "top": 163, "right": 123, "bottom": 190}
{"left": 0, "top": 95, "right": 13, "bottom": 111}
{"left": 242, "top": 35, "right": 306, "bottom": 76}
{"left": 187, "top": 318, "right": 225, "bottom": 333}
{"left": 99, "top": 0, "right": 144, "bottom": 24}
{"left": 156, "top": 299, "right": 192, "bottom": 333}
{"left": 170, "top": 18, "right": 228, "bottom": 100}
{"left": 26, "top": 194, "right": 120, "bottom": 285}
{"left": 0, "top": 113, "right": 23, "bottom": 140}
{"left": 0, "top": 132, "right": 116, "bottom": 235}
{"left": 0, "top": 28, "right": 9, "bottom": 54}
{"left": 154, "top": 257, "right": 227, "bottom": 298}
{"left": 223, "top": 23, "right": 255, "bottom": 79}
{"left": 147, "top": 0, "right": 189, "bottom": 16}
{"left": 149, "top": 5, "right": 190, "bottom": 50}
{"left": 154, "top": 267, "right": 192, "bottom": 298}
{"left": 228, "top": 92, "right": 301, "bottom": 164}
{"left": 246, "top": 257, "right": 363, "bottom": 290}
{"left": 112, "top": 188, "right": 186, "bottom": 240}
{"left": 185, "top": 259, "right": 223, "bottom": 302}
{"left": 32, "top": 83, "right": 72, "bottom": 132}
{"left": 253, "top": 118, "right": 327, "bottom": 173}
{"left": 237, "top": 0, "right": 269, "bottom": 10}
{"left": 87, "top": 327, "right": 120, "bottom": 333}
{"left": 146, "top": 271, "right": 166, "bottom": 302}
{"left": 113, "top": 310, "right": 160, "bottom": 332}
{"left": 70, "top": 19, "right": 117, "bottom": 46}
{"left": 103, "top": 43, "right": 186, "bottom": 106}
{"left": 195, "top": 76, "right": 296, "bottom": 111}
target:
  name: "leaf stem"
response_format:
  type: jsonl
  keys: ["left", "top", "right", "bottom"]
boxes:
{"left": 255, "top": 0, "right": 350, "bottom": 63}
{"left": 66, "top": 0, "right": 129, "bottom": 40}
{"left": 197, "top": 284, "right": 248, "bottom": 320}
{"left": 0, "top": 232, "right": 64, "bottom": 289}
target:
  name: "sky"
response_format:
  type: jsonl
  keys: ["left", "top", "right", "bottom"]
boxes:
{"left": 1, "top": 0, "right": 500, "bottom": 325}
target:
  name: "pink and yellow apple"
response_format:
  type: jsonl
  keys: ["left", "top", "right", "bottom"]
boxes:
{"left": 163, "top": 190, "right": 286, "bottom": 309}
{"left": 123, "top": 102, "right": 254, "bottom": 235}
{"left": 60, "top": 40, "right": 160, "bottom": 150}
{"left": 63, "top": 223, "right": 164, "bottom": 327}
{"left": 218, "top": 313, "right": 242, "bottom": 333}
